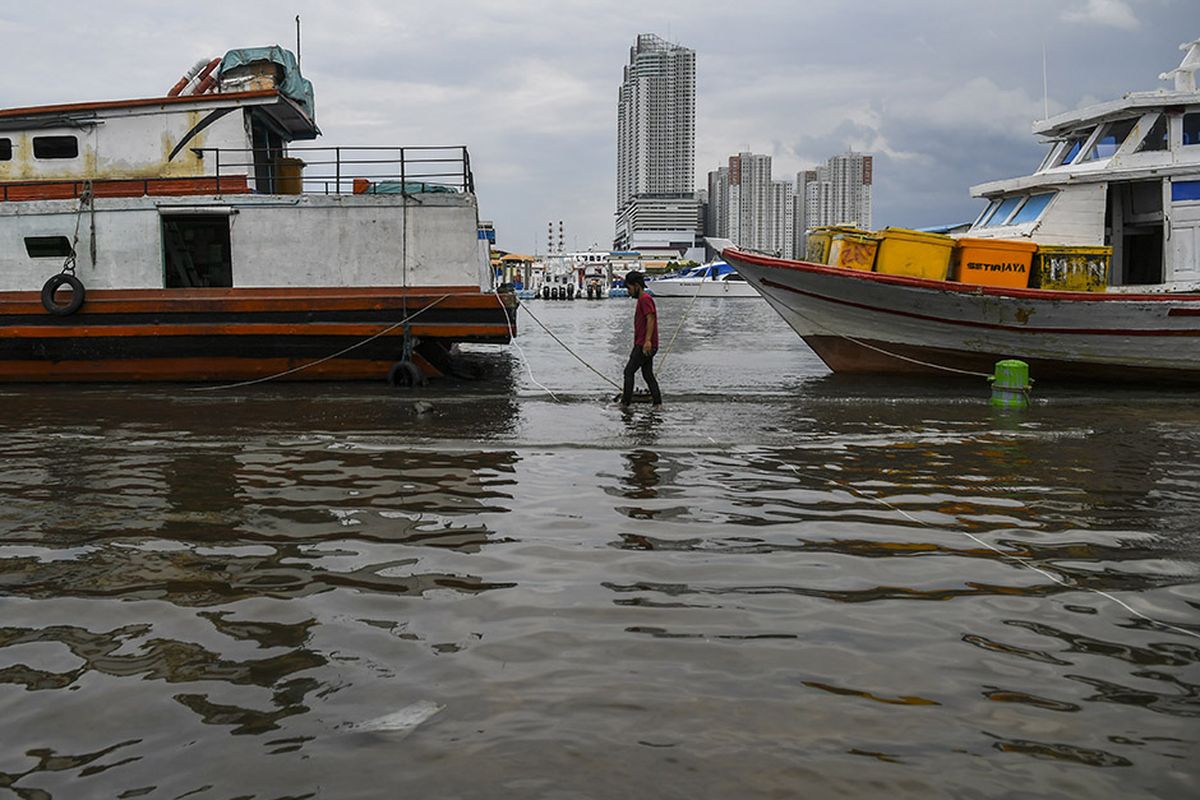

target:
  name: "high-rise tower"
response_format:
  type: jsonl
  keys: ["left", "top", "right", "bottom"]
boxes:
{"left": 615, "top": 34, "right": 700, "bottom": 254}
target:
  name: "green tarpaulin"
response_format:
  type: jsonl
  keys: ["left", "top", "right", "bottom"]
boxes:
{"left": 219, "top": 46, "right": 315, "bottom": 124}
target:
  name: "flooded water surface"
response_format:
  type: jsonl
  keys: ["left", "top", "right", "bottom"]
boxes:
{"left": 0, "top": 298, "right": 1197, "bottom": 799}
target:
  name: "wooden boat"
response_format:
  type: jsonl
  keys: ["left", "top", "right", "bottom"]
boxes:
{"left": 721, "top": 248, "right": 1200, "bottom": 382}
{"left": 723, "top": 39, "right": 1200, "bottom": 384}
{"left": 0, "top": 46, "right": 513, "bottom": 383}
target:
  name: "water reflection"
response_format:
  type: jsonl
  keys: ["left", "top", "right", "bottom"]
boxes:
{"left": 0, "top": 332, "right": 1197, "bottom": 798}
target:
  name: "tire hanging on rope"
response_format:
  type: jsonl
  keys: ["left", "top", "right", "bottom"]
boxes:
{"left": 41, "top": 273, "right": 86, "bottom": 316}
{"left": 41, "top": 180, "right": 93, "bottom": 316}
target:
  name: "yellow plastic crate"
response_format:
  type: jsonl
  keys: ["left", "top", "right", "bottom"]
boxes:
{"left": 805, "top": 226, "right": 861, "bottom": 263}
{"left": 874, "top": 228, "right": 955, "bottom": 280}
{"left": 828, "top": 231, "right": 879, "bottom": 271}
{"left": 1031, "top": 245, "right": 1110, "bottom": 292}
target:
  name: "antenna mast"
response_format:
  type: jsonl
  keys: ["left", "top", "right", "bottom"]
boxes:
{"left": 1042, "top": 43, "right": 1049, "bottom": 120}
{"left": 296, "top": 15, "right": 302, "bottom": 68}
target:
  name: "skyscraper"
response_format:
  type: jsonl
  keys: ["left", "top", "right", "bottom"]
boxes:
{"left": 615, "top": 34, "right": 701, "bottom": 254}
{"left": 794, "top": 151, "right": 874, "bottom": 256}
{"left": 705, "top": 152, "right": 795, "bottom": 258}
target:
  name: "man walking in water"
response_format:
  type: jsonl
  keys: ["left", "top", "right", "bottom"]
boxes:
{"left": 621, "top": 270, "right": 662, "bottom": 409}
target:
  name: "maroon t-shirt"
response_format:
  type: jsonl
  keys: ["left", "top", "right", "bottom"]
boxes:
{"left": 634, "top": 292, "right": 659, "bottom": 349}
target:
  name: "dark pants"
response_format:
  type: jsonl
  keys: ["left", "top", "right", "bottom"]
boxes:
{"left": 622, "top": 345, "right": 662, "bottom": 405}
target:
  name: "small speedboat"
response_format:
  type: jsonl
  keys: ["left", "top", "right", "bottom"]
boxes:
{"left": 648, "top": 261, "right": 761, "bottom": 297}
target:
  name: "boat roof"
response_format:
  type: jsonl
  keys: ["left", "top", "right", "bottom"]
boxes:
{"left": 1033, "top": 39, "right": 1200, "bottom": 137}
{"left": 0, "top": 89, "right": 318, "bottom": 139}
{"left": 1032, "top": 88, "right": 1199, "bottom": 138}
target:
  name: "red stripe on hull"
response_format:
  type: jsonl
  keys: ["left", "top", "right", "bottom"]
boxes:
{"left": 803, "top": 335, "right": 1200, "bottom": 384}
{"left": 726, "top": 247, "right": 1200, "bottom": 304}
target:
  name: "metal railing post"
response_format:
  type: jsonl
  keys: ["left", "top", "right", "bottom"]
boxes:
{"left": 400, "top": 147, "right": 406, "bottom": 190}
{"left": 215, "top": 149, "right": 221, "bottom": 193}
{"left": 335, "top": 147, "right": 341, "bottom": 194}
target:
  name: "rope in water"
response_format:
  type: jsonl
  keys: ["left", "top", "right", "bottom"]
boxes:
{"left": 494, "top": 287, "right": 562, "bottom": 401}
{"left": 758, "top": 278, "right": 990, "bottom": 378}
{"left": 189, "top": 295, "right": 450, "bottom": 392}
{"left": 778, "top": 461, "right": 1199, "bottom": 641}
{"left": 655, "top": 279, "right": 705, "bottom": 374}
{"left": 503, "top": 278, "right": 708, "bottom": 397}
{"left": 513, "top": 298, "right": 621, "bottom": 390}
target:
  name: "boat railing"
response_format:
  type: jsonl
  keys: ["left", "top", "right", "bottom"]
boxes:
{"left": 0, "top": 145, "right": 475, "bottom": 201}
{"left": 192, "top": 144, "right": 476, "bottom": 195}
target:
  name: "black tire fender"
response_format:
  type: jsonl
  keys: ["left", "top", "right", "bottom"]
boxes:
{"left": 41, "top": 274, "right": 86, "bottom": 316}
{"left": 387, "top": 360, "right": 426, "bottom": 388}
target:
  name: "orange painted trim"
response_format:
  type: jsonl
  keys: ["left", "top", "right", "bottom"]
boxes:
{"left": 0, "top": 357, "right": 397, "bottom": 382}
{"left": 0, "top": 322, "right": 512, "bottom": 338}
{"left": 0, "top": 90, "right": 281, "bottom": 120}
{"left": 0, "top": 287, "right": 514, "bottom": 315}
{"left": 0, "top": 176, "right": 251, "bottom": 202}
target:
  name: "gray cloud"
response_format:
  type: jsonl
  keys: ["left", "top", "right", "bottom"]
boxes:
{"left": 0, "top": 1, "right": 1187, "bottom": 252}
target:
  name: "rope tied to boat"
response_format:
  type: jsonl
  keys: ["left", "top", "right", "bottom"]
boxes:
{"left": 777, "top": 296, "right": 992, "bottom": 379}
{"left": 189, "top": 294, "right": 450, "bottom": 392}
{"left": 496, "top": 277, "right": 706, "bottom": 400}
{"left": 61, "top": 180, "right": 94, "bottom": 275}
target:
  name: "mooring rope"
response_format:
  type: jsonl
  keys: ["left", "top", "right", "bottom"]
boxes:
{"left": 768, "top": 286, "right": 991, "bottom": 379}
{"left": 514, "top": 298, "right": 620, "bottom": 390}
{"left": 655, "top": 279, "right": 704, "bottom": 374}
{"left": 779, "top": 461, "right": 1199, "bottom": 641}
{"left": 493, "top": 287, "right": 562, "bottom": 401}
{"left": 189, "top": 294, "right": 450, "bottom": 392}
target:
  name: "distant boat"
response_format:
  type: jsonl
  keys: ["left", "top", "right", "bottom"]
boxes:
{"left": 648, "top": 261, "right": 760, "bottom": 298}
{"left": 723, "top": 39, "right": 1200, "bottom": 384}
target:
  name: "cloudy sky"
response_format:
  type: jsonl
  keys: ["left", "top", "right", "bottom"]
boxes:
{"left": 0, "top": 1, "right": 1189, "bottom": 253}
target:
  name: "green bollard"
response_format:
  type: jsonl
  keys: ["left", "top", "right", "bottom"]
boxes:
{"left": 989, "top": 359, "right": 1032, "bottom": 408}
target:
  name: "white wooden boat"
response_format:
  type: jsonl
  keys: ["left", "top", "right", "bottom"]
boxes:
{"left": 723, "top": 248, "right": 1200, "bottom": 382}
{"left": 648, "top": 261, "right": 760, "bottom": 297}
{"left": 723, "top": 39, "right": 1200, "bottom": 384}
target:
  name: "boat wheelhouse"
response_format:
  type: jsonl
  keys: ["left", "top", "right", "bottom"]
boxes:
{"left": 0, "top": 46, "right": 513, "bottom": 382}
{"left": 964, "top": 43, "right": 1200, "bottom": 292}
{"left": 722, "top": 39, "right": 1200, "bottom": 383}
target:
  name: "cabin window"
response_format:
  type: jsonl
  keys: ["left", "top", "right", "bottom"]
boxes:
{"left": 1184, "top": 113, "right": 1200, "bottom": 147}
{"left": 1136, "top": 115, "right": 1169, "bottom": 152}
{"left": 1057, "top": 129, "right": 1093, "bottom": 165}
{"left": 24, "top": 236, "right": 74, "bottom": 258}
{"left": 32, "top": 136, "right": 79, "bottom": 160}
{"left": 1007, "top": 192, "right": 1055, "bottom": 225}
{"left": 1036, "top": 142, "right": 1063, "bottom": 172}
{"left": 1082, "top": 118, "right": 1136, "bottom": 161}
{"left": 981, "top": 196, "right": 1023, "bottom": 227}
{"left": 974, "top": 199, "right": 1001, "bottom": 226}
{"left": 161, "top": 215, "right": 233, "bottom": 288}
{"left": 0, "top": 138, "right": 11, "bottom": 161}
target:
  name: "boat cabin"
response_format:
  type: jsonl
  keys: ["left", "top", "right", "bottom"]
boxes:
{"left": 0, "top": 46, "right": 489, "bottom": 294}
{"left": 966, "top": 40, "right": 1200, "bottom": 291}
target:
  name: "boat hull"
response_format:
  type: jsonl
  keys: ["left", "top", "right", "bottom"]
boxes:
{"left": 722, "top": 248, "right": 1200, "bottom": 383}
{"left": 0, "top": 286, "right": 514, "bottom": 382}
